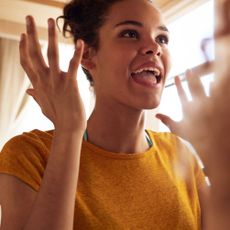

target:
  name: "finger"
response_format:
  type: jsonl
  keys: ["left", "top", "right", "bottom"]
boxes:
{"left": 47, "top": 18, "right": 59, "bottom": 76}
{"left": 26, "top": 89, "right": 42, "bottom": 110}
{"left": 19, "top": 33, "right": 38, "bottom": 85}
{"left": 174, "top": 76, "right": 188, "bottom": 105}
{"left": 26, "top": 15, "right": 47, "bottom": 74}
{"left": 201, "top": 38, "right": 212, "bottom": 62}
{"left": 26, "top": 89, "right": 39, "bottom": 106}
{"left": 215, "top": 0, "right": 230, "bottom": 37}
{"left": 185, "top": 69, "right": 206, "bottom": 100}
{"left": 68, "top": 39, "right": 84, "bottom": 79}
{"left": 26, "top": 88, "right": 36, "bottom": 97}
{"left": 156, "top": 113, "right": 178, "bottom": 133}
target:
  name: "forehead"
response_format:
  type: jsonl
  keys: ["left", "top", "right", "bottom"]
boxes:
{"left": 104, "top": 0, "right": 164, "bottom": 27}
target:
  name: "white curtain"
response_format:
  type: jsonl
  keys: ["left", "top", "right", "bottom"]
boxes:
{"left": 0, "top": 38, "right": 30, "bottom": 150}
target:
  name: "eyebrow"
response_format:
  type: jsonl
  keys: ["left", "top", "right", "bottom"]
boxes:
{"left": 114, "top": 20, "right": 169, "bottom": 32}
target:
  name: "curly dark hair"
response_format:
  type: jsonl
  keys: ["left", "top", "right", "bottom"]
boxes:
{"left": 57, "top": 0, "right": 122, "bottom": 86}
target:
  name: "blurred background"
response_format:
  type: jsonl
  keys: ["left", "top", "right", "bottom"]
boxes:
{"left": 0, "top": 0, "right": 214, "bottom": 150}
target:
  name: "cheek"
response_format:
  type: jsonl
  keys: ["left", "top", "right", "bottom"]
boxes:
{"left": 163, "top": 50, "right": 172, "bottom": 76}
{"left": 104, "top": 47, "right": 136, "bottom": 75}
{"left": 95, "top": 50, "right": 128, "bottom": 89}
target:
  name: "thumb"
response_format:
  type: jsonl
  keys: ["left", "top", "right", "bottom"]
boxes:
{"left": 26, "top": 88, "right": 39, "bottom": 105}
{"left": 26, "top": 88, "right": 36, "bottom": 97}
{"left": 156, "top": 113, "right": 178, "bottom": 132}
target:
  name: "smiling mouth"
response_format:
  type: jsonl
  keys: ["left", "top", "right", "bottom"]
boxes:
{"left": 131, "top": 69, "right": 162, "bottom": 86}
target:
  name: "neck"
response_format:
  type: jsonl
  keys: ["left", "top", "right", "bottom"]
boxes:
{"left": 86, "top": 100, "right": 149, "bottom": 153}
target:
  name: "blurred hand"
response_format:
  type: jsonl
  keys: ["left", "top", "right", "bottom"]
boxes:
{"left": 156, "top": 0, "right": 230, "bottom": 186}
{"left": 156, "top": 71, "right": 213, "bottom": 163}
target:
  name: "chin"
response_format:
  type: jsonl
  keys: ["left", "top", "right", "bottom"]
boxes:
{"left": 144, "top": 96, "right": 162, "bottom": 110}
{"left": 143, "top": 103, "right": 160, "bottom": 110}
{"left": 136, "top": 99, "right": 161, "bottom": 110}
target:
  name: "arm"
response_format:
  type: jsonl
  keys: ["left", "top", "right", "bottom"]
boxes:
{"left": 0, "top": 175, "right": 37, "bottom": 230}
{"left": 0, "top": 131, "right": 83, "bottom": 230}
{"left": 0, "top": 16, "right": 86, "bottom": 230}
{"left": 0, "top": 130, "right": 83, "bottom": 230}
{"left": 198, "top": 181, "right": 210, "bottom": 230}
{"left": 204, "top": 176, "right": 230, "bottom": 230}
{"left": 21, "top": 16, "right": 86, "bottom": 230}
{"left": 157, "top": 65, "right": 230, "bottom": 229}
{"left": 23, "top": 130, "right": 84, "bottom": 229}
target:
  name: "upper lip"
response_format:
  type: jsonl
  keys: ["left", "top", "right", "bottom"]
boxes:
{"left": 131, "top": 62, "right": 163, "bottom": 78}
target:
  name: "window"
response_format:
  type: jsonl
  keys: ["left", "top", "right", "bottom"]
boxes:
{"left": 158, "top": 0, "right": 214, "bottom": 131}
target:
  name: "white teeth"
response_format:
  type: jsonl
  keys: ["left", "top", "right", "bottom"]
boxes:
{"left": 132, "top": 67, "right": 160, "bottom": 76}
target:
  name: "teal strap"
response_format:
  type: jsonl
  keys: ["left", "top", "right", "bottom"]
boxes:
{"left": 83, "top": 130, "right": 88, "bottom": 141}
{"left": 145, "top": 130, "right": 153, "bottom": 148}
{"left": 84, "top": 129, "right": 153, "bottom": 148}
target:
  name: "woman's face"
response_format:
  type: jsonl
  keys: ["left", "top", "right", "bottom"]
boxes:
{"left": 90, "top": 0, "right": 171, "bottom": 110}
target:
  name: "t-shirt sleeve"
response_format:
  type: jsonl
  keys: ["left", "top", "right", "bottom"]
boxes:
{"left": 179, "top": 138, "right": 206, "bottom": 189}
{"left": 0, "top": 131, "right": 49, "bottom": 191}
{"left": 149, "top": 131, "right": 206, "bottom": 190}
{"left": 192, "top": 154, "right": 206, "bottom": 189}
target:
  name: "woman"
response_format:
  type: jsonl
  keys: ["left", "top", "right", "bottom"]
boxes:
{"left": 0, "top": 0, "right": 225, "bottom": 229}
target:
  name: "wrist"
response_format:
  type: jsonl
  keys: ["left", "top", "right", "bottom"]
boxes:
{"left": 54, "top": 125, "right": 86, "bottom": 136}
{"left": 54, "top": 120, "right": 86, "bottom": 134}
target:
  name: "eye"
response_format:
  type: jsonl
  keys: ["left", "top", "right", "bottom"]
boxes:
{"left": 120, "top": 30, "right": 139, "bottom": 39}
{"left": 156, "top": 35, "right": 169, "bottom": 45}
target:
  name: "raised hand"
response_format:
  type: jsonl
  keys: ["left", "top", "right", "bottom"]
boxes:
{"left": 19, "top": 16, "right": 86, "bottom": 132}
{"left": 156, "top": 71, "right": 213, "bottom": 160}
{"left": 156, "top": 0, "right": 230, "bottom": 185}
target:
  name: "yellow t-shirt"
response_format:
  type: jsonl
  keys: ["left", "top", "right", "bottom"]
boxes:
{"left": 0, "top": 129, "right": 205, "bottom": 230}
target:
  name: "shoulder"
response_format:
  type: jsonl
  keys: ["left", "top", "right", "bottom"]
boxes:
{"left": 0, "top": 129, "right": 54, "bottom": 168}
{"left": 1, "top": 129, "right": 54, "bottom": 156}
{"left": 148, "top": 130, "right": 205, "bottom": 186}
{"left": 148, "top": 130, "right": 201, "bottom": 168}
{"left": 0, "top": 129, "right": 54, "bottom": 191}
{"left": 148, "top": 130, "right": 185, "bottom": 152}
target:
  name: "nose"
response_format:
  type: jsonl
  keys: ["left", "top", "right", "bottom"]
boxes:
{"left": 139, "top": 39, "right": 162, "bottom": 57}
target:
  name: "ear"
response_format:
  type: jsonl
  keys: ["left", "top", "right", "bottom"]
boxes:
{"left": 80, "top": 44, "right": 96, "bottom": 71}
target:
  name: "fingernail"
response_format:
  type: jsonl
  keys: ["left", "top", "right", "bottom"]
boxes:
{"left": 76, "top": 39, "right": 82, "bottom": 49}
{"left": 48, "top": 18, "right": 53, "bottom": 28}
{"left": 26, "top": 16, "right": 31, "bottom": 26}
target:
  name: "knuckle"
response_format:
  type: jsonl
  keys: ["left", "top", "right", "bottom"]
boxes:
{"left": 29, "top": 48, "right": 37, "bottom": 58}
{"left": 20, "top": 57, "right": 27, "bottom": 68}
{"left": 70, "top": 58, "right": 78, "bottom": 66}
{"left": 19, "top": 57, "right": 25, "bottom": 66}
{"left": 30, "top": 43, "right": 41, "bottom": 56}
{"left": 44, "top": 67, "right": 50, "bottom": 75}
{"left": 47, "top": 48, "right": 56, "bottom": 58}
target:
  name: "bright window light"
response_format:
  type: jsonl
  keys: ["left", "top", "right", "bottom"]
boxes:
{"left": 158, "top": 0, "right": 214, "bottom": 132}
